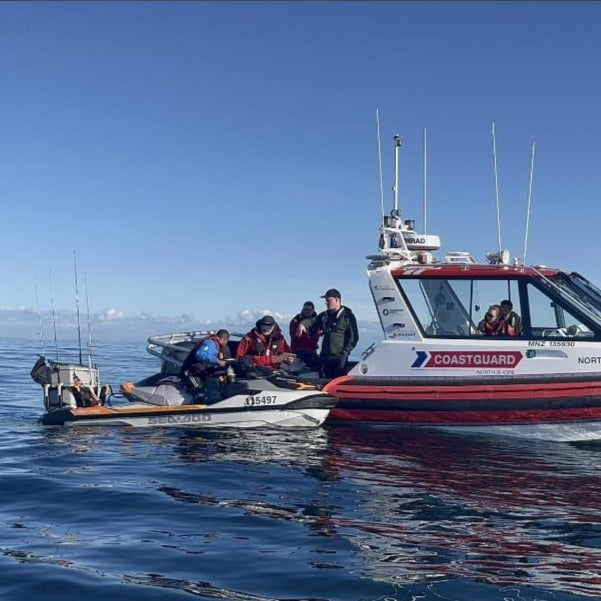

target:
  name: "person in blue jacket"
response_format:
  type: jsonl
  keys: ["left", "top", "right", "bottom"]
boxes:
{"left": 197, "top": 329, "right": 231, "bottom": 365}
{"left": 180, "top": 329, "right": 230, "bottom": 401}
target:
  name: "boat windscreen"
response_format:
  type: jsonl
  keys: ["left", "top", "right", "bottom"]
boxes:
{"left": 544, "top": 272, "right": 601, "bottom": 325}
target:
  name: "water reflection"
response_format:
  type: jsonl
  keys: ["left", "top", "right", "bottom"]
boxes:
{"left": 29, "top": 416, "right": 601, "bottom": 597}
{"left": 325, "top": 427, "right": 601, "bottom": 596}
{"left": 172, "top": 427, "right": 330, "bottom": 470}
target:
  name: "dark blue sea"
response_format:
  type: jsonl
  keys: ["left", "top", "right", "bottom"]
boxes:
{"left": 2, "top": 337, "right": 601, "bottom": 600}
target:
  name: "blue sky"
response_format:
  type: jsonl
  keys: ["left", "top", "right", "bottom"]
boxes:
{"left": 2, "top": 1, "right": 601, "bottom": 341}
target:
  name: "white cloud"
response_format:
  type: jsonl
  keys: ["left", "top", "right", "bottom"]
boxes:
{"left": 0, "top": 306, "right": 383, "bottom": 351}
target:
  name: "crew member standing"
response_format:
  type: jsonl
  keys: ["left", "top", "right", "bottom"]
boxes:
{"left": 297, "top": 288, "right": 359, "bottom": 378}
{"left": 289, "top": 301, "right": 320, "bottom": 370}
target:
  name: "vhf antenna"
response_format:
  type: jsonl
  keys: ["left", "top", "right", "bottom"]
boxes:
{"left": 522, "top": 142, "right": 536, "bottom": 265}
{"left": 376, "top": 108, "right": 385, "bottom": 226}
{"left": 392, "top": 134, "right": 402, "bottom": 217}
{"left": 491, "top": 122, "right": 502, "bottom": 254}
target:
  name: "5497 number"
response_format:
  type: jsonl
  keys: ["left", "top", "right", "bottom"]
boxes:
{"left": 245, "top": 395, "right": 277, "bottom": 406}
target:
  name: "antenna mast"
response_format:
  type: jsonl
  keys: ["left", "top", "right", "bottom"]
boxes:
{"left": 423, "top": 127, "right": 428, "bottom": 234}
{"left": 376, "top": 109, "right": 385, "bottom": 225}
{"left": 73, "top": 251, "right": 83, "bottom": 365}
{"left": 522, "top": 142, "right": 536, "bottom": 265}
{"left": 491, "top": 122, "right": 502, "bottom": 254}
{"left": 393, "top": 134, "right": 402, "bottom": 216}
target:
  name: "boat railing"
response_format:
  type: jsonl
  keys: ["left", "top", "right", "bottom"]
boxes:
{"left": 146, "top": 331, "right": 246, "bottom": 367}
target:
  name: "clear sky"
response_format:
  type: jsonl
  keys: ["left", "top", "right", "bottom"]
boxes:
{"left": 2, "top": 1, "right": 601, "bottom": 340}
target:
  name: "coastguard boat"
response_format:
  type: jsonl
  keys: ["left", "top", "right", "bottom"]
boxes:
{"left": 321, "top": 134, "right": 601, "bottom": 442}
{"left": 31, "top": 332, "right": 335, "bottom": 428}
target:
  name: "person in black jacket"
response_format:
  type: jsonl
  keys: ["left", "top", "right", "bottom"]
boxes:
{"left": 296, "top": 288, "right": 359, "bottom": 378}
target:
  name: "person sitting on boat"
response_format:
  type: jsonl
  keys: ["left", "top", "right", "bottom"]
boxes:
{"left": 236, "top": 315, "right": 295, "bottom": 374}
{"left": 289, "top": 301, "right": 320, "bottom": 371}
{"left": 296, "top": 288, "right": 359, "bottom": 378}
{"left": 71, "top": 374, "right": 102, "bottom": 407}
{"left": 180, "top": 329, "right": 230, "bottom": 401}
{"left": 500, "top": 299, "right": 522, "bottom": 336}
{"left": 477, "top": 305, "right": 505, "bottom": 336}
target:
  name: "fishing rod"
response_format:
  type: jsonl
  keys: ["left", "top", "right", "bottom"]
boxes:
{"left": 73, "top": 251, "right": 83, "bottom": 366}
{"left": 84, "top": 270, "right": 93, "bottom": 370}
{"left": 48, "top": 267, "right": 59, "bottom": 361}
{"left": 33, "top": 274, "right": 45, "bottom": 358}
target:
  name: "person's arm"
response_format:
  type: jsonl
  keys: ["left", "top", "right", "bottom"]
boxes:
{"left": 298, "top": 315, "right": 320, "bottom": 336}
{"left": 235, "top": 337, "right": 249, "bottom": 360}
{"left": 236, "top": 336, "right": 278, "bottom": 367}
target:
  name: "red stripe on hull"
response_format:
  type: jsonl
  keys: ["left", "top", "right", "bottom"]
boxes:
{"left": 325, "top": 378, "right": 601, "bottom": 401}
{"left": 329, "top": 406, "right": 601, "bottom": 425}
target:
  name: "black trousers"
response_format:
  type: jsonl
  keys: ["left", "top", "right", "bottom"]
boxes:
{"left": 320, "top": 354, "right": 348, "bottom": 378}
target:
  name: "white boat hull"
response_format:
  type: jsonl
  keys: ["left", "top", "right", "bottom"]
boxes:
{"left": 52, "top": 406, "right": 330, "bottom": 429}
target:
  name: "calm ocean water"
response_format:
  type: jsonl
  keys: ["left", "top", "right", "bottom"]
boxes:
{"left": 2, "top": 337, "right": 601, "bottom": 600}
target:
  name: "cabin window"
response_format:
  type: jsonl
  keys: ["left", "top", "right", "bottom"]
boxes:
{"left": 471, "top": 279, "right": 521, "bottom": 332}
{"left": 527, "top": 283, "right": 594, "bottom": 338}
{"left": 399, "top": 276, "right": 522, "bottom": 338}
{"left": 400, "top": 278, "right": 474, "bottom": 337}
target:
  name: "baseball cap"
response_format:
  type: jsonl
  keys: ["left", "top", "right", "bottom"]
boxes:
{"left": 256, "top": 315, "right": 276, "bottom": 331}
{"left": 321, "top": 288, "right": 341, "bottom": 299}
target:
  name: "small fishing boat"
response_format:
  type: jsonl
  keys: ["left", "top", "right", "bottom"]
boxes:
{"left": 319, "top": 132, "right": 601, "bottom": 442}
{"left": 31, "top": 333, "right": 335, "bottom": 428}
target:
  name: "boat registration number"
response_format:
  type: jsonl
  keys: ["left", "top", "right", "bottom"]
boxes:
{"left": 245, "top": 395, "right": 277, "bottom": 406}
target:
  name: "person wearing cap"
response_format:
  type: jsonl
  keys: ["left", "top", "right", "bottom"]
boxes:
{"left": 289, "top": 301, "right": 320, "bottom": 370}
{"left": 297, "top": 288, "right": 359, "bottom": 378}
{"left": 235, "top": 315, "right": 295, "bottom": 371}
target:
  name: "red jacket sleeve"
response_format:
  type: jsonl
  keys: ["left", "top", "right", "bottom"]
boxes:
{"left": 235, "top": 337, "right": 250, "bottom": 360}
{"left": 235, "top": 336, "right": 280, "bottom": 367}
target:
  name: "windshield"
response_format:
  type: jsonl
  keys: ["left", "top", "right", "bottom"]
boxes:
{"left": 567, "top": 272, "right": 601, "bottom": 312}
{"left": 543, "top": 272, "right": 601, "bottom": 325}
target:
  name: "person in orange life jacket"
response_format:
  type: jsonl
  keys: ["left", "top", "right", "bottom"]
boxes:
{"left": 289, "top": 301, "right": 320, "bottom": 371}
{"left": 477, "top": 305, "right": 505, "bottom": 336}
{"left": 500, "top": 299, "right": 522, "bottom": 336}
{"left": 235, "top": 315, "right": 295, "bottom": 371}
{"left": 180, "top": 329, "right": 230, "bottom": 399}
{"left": 296, "top": 288, "right": 359, "bottom": 378}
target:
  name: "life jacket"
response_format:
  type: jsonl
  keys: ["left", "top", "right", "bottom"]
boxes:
{"left": 180, "top": 335, "right": 222, "bottom": 375}
{"left": 243, "top": 328, "right": 286, "bottom": 357}
{"left": 481, "top": 318, "right": 507, "bottom": 336}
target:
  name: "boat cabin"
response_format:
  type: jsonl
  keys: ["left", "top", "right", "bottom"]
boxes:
{"left": 370, "top": 263, "right": 601, "bottom": 341}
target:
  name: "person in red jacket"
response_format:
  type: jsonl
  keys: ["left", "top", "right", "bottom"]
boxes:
{"left": 289, "top": 301, "right": 320, "bottom": 371}
{"left": 236, "top": 315, "right": 295, "bottom": 372}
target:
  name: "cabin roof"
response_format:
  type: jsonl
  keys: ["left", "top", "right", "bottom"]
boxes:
{"left": 391, "top": 264, "right": 561, "bottom": 278}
